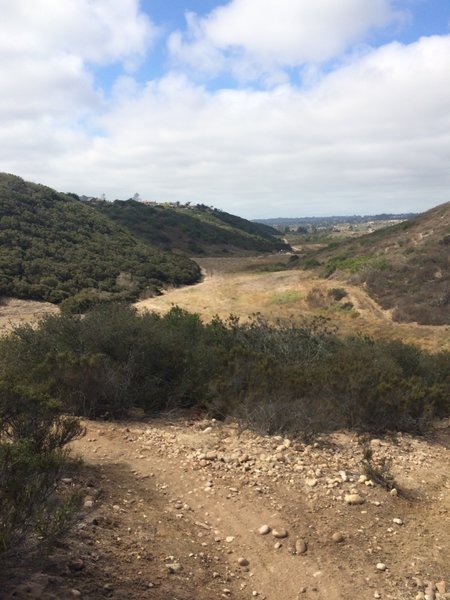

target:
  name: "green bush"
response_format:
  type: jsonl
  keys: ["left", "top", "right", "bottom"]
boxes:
{"left": 0, "top": 383, "right": 83, "bottom": 556}
{"left": 0, "top": 304, "right": 448, "bottom": 441}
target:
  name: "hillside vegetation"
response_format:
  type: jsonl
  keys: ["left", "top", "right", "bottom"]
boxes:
{"left": 93, "top": 199, "right": 287, "bottom": 255}
{"left": 309, "top": 202, "right": 450, "bottom": 325}
{"left": 0, "top": 174, "right": 200, "bottom": 310}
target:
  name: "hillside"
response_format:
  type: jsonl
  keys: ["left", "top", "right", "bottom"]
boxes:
{"left": 0, "top": 174, "right": 200, "bottom": 309}
{"left": 312, "top": 202, "right": 450, "bottom": 325}
{"left": 92, "top": 199, "right": 288, "bottom": 255}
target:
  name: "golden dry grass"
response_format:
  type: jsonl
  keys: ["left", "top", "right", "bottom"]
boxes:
{"left": 137, "top": 256, "right": 450, "bottom": 352}
{"left": 0, "top": 298, "right": 59, "bottom": 336}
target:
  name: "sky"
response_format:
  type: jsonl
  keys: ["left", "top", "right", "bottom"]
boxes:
{"left": 0, "top": 1, "right": 449, "bottom": 218}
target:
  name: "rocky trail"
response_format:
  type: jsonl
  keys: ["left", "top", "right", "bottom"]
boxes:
{"left": 2, "top": 417, "right": 449, "bottom": 600}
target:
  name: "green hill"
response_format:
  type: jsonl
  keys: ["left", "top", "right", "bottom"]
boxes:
{"left": 92, "top": 200, "right": 288, "bottom": 255}
{"left": 0, "top": 174, "right": 201, "bottom": 309}
{"left": 311, "top": 202, "right": 450, "bottom": 325}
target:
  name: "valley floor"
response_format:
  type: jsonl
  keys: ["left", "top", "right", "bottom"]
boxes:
{"left": 136, "top": 257, "right": 450, "bottom": 352}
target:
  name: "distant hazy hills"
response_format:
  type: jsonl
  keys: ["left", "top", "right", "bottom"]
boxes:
{"left": 316, "top": 202, "right": 450, "bottom": 325}
{"left": 93, "top": 199, "right": 286, "bottom": 255}
{"left": 0, "top": 174, "right": 286, "bottom": 310}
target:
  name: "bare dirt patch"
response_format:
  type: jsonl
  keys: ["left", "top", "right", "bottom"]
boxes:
{"left": 2, "top": 417, "right": 448, "bottom": 599}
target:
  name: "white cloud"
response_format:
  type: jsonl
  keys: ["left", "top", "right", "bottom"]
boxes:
{"left": 169, "top": 0, "right": 406, "bottom": 80}
{"left": 22, "top": 35, "right": 447, "bottom": 218}
{"left": 0, "top": 0, "right": 157, "bottom": 184}
{"left": 0, "top": 0, "right": 156, "bottom": 66}
{"left": 0, "top": 2, "right": 448, "bottom": 218}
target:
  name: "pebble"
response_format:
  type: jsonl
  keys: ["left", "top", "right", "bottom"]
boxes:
{"left": 225, "top": 536, "right": 235, "bottom": 543}
{"left": 436, "top": 582, "right": 446, "bottom": 595}
{"left": 238, "top": 557, "right": 249, "bottom": 567}
{"left": 393, "top": 518, "right": 403, "bottom": 525}
{"left": 376, "top": 563, "right": 387, "bottom": 571}
{"left": 390, "top": 488, "right": 398, "bottom": 497}
{"left": 295, "top": 539, "right": 307, "bottom": 555}
{"left": 258, "top": 525, "right": 271, "bottom": 535}
{"left": 71, "top": 591, "right": 81, "bottom": 598}
{"left": 331, "top": 532, "right": 344, "bottom": 543}
{"left": 344, "top": 494, "right": 365, "bottom": 505}
{"left": 69, "top": 559, "right": 84, "bottom": 572}
{"left": 167, "top": 562, "right": 183, "bottom": 573}
{"left": 306, "top": 478, "right": 318, "bottom": 487}
{"left": 272, "top": 528, "right": 288, "bottom": 539}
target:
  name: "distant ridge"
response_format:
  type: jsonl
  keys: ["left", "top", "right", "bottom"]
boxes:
{"left": 254, "top": 214, "right": 417, "bottom": 227}
{"left": 92, "top": 200, "right": 288, "bottom": 256}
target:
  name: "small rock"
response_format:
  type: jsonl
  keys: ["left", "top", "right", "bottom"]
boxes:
{"left": 436, "top": 582, "right": 446, "bottom": 595}
{"left": 393, "top": 518, "right": 403, "bottom": 525}
{"left": 390, "top": 488, "right": 398, "bottom": 497}
{"left": 272, "top": 528, "right": 288, "bottom": 539}
{"left": 225, "top": 536, "right": 235, "bottom": 543}
{"left": 62, "top": 478, "right": 73, "bottom": 484}
{"left": 344, "top": 494, "right": 365, "bottom": 505}
{"left": 306, "top": 478, "right": 318, "bottom": 487}
{"left": 376, "top": 563, "right": 387, "bottom": 571}
{"left": 295, "top": 539, "right": 307, "bottom": 555}
{"left": 167, "top": 562, "right": 183, "bottom": 574}
{"left": 83, "top": 499, "right": 94, "bottom": 509}
{"left": 339, "top": 471, "right": 348, "bottom": 482}
{"left": 374, "top": 592, "right": 381, "bottom": 599}
{"left": 258, "top": 525, "right": 271, "bottom": 535}
{"left": 332, "top": 532, "right": 344, "bottom": 543}
{"left": 71, "top": 591, "right": 81, "bottom": 598}
{"left": 69, "top": 559, "right": 84, "bottom": 572}
{"left": 238, "top": 557, "right": 249, "bottom": 567}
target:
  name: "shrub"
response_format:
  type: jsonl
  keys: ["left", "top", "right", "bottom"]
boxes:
{"left": 0, "top": 383, "right": 83, "bottom": 556}
{"left": 328, "top": 287, "right": 348, "bottom": 301}
{"left": 0, "top": 304, "right": 448, "bottom": 443}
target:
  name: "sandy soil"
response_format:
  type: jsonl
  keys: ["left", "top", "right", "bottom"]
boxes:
{"left": 1, "top": 417, "right": 449, "bottom": 600}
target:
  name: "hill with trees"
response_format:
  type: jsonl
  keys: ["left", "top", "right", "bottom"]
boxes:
{"left": 309, "top": 201, "right": 450, "bottom": 325}
{"left": 0, "top": 174, "right": 201, "bottom": 311}
{"left": 92, "top": 199, "right": 288, "bottom": 255}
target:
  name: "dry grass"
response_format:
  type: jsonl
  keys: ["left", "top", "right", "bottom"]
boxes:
{"left": 136, "top": 256, "right": 450, "bottom": 352}
{"left": 0, "top": 298, "right": 59, "bottom": 336}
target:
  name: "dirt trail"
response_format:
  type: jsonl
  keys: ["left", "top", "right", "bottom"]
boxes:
{"left": 3, "top": 417, "right": 449, "bottom": 600}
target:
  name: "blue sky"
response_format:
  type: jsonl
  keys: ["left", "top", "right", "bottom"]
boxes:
{"left": 0, "top": 0, "right": 449, "bottom": 218}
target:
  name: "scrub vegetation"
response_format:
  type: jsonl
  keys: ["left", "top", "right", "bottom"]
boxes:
{"left": 1, "top": 301, "right": 448, "bottom": 556}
